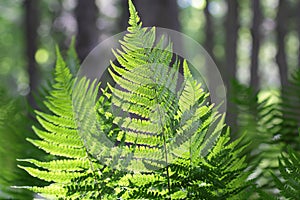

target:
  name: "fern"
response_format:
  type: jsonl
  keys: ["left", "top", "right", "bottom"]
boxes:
{"left": 0, "top": 90, "right": 36, "bottom": 199}
{"left": 17, "top": 48, "right": 122, "bottom": 199}
{"left": 232, "top": 69, "right": 300, "bottom": 196}
{"left": 105, "top": 1, "right": 251, "bottom": 198}
{"left": 18, "top": 0, "right": 253, "bottom": 199}
{"left": 272, "top": 146, "right": 300, "bottom": 199}
{"left": 232, "top": 81, "right": 283, "bottom": 191}
{"left": 127, "top": 127, "right": 251, "bottom": 199}
{"left": 277, "top": 70, "right": 300, "bottom": 150}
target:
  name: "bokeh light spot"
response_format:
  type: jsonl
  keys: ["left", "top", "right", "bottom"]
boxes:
{"left": 191, "top": 0, "right": 206, "bottom": 10}
{"left": 35, "top": 48, "right": 49, "bottom": 64}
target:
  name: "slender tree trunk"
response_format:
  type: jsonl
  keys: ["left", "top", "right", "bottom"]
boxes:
{"left": 75, "top": 0, "right": 99, "bottom": 62}
{"left": 24, "top": 0, "right": 39, "bottom": 109}
{"left": 224, "top": 0, "right": 239, "bottom": 131}
{"left": 204, "top": 0, "right": 215, "bottom": 59}
{"left": 204, "top": 0, "right": 218, "bottom": 95}
{"left": 275, "top": 0, "right": 289, "bottom": 88}
{"left": 250, "top": 0, "right": 262, "bottom": 93}
{"left": 119, "top": 0, "right": 129, "bottom": 31}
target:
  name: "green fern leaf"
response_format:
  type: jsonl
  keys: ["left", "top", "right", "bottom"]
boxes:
{"left": 17, "top": 47, "right": 119, "bottom": 199}
{"left": 107, "top": 1, "right": 252, "bottom": 198}
{"left": 272, "top": 146, "right": 300, "bottom": 199}
{"left": 18, "top": 1, "right": 254, "bottom": 199}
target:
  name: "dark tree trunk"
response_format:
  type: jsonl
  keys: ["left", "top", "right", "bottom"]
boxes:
{"left": 204, "top": 0, "right": 217, "bottom": 90}
{"left": 250, "top": 0, "right": 262, "bottom": 93}
{"left": 204, "top": 0, "right": 214, "bottom": 58}
{"left": 120, "top": 0, "right": 180, "bottom": 32}
{"left": 119, "top": 0, "right": 129, "bottom": 31}
{"left": 275, "top": 0, "right": 289, "bottom": 88}
{"left": 224, "top": 0, "right": 239, "bottom": 132}
{"left": 75, "top": 0, "right": 99, "bottom": 62}
{"left": 132, "top": 0, "right": 182, "bottom": 69}
{"left": 133, "top": 0, "right": 180, "bottom": 31}
{"left": 24, "top": 0, "right": 39, "bottom": 109}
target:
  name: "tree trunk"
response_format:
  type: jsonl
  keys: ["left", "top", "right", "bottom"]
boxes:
{"left": 119, "top": 0, "right": 129, "bottom": 31}
{"left": 75, "top": 0, "right": 99, "bottom": 62}
{"left": 275, "top": 0, "right": 289, "bottom": 88}
{"left": 119, "top": 0, "right": 181, "bottom": 51}
{"left": 204, "top": 0, "right": 214, "bottom": 58}
{"left": 224, "top": 0, "right": 239, "bottom": 131}
{"left": 24, "top": 0, "right": 39, "bottom": 109}
{"left": 204, "top": 0, "right": 217, "bottom": 92}
{"left": 133, "top": 0, "right": 180, "bottom": 31}
{"left": 250, "top": 0, "right": 262, "bottom": 93}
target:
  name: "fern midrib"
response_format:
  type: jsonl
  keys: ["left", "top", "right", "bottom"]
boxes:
{"left": 153, "top": 86, "right": 171, "bottom": 197}
{"left": 83, "top": 148, "right": 102, "bottom": 200}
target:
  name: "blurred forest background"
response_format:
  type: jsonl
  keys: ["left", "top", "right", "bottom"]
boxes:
{"left": 1, "top": 0, "right": 300, "bottom": 199}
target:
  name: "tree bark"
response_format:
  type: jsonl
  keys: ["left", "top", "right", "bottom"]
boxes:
{"left": 75, "top": 0, "right": 99, "bottom": 62}
{"left": 24, "top": 0, "right": 39, "bottom": 109}
{"left": 224, "top": 0, "right": 239, "bottom": 131}
{"left": 275, "top": 0, "right": 289, "bottom": 88}
{"left": 250, "top": 0, "right": 262, "bottom": 92}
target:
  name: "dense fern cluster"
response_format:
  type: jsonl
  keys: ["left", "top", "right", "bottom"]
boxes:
{"left": 0, "top": 91, "right": 36, "bottom": 199}
{"left": 233, "top": 69, "right": 300, "bottom": 197}
{"left": 272, "top": 147, "right": 300, "bottom": 199}
{"left": 14, "top": 0, "right": 300, "bottom": 199}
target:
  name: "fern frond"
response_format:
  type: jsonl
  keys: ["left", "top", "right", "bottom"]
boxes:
{"left": 18, "top": 158, "right": 90, "bottom": 171}
{"left": 107, "top": 1, "right": 252, "bottom": 198}
{"left": 18, "top": 1, "right": 254, "bottom": 199}
{"left": 272, "top": 146, "right": 300, "bottom": 199}
{"left": 17, "top": 48, "right": 118, "bottom": 199}
{"left": 18, "top": 165, "right": 83, "bottom": 183}
{"left": 15, "top": 184, "right": 68, "bottom": 198}
{"left": 277, "top": 70, "right": 300, "bottom": 150}
{"left": 232, "top": 73, "right": 300, "bottom": 196}
{"left": 0, "top": 92, "right": 35, "bottom": 199}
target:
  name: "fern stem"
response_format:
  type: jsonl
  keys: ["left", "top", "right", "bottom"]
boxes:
{"left": 163, "top": 131, "right": 171, "bottom": 197}
{"left": 83, "top": 141, "right": 102, "bottom": 200}
{"left": 153, "top": 87, "right": 171, "bottom": 197}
